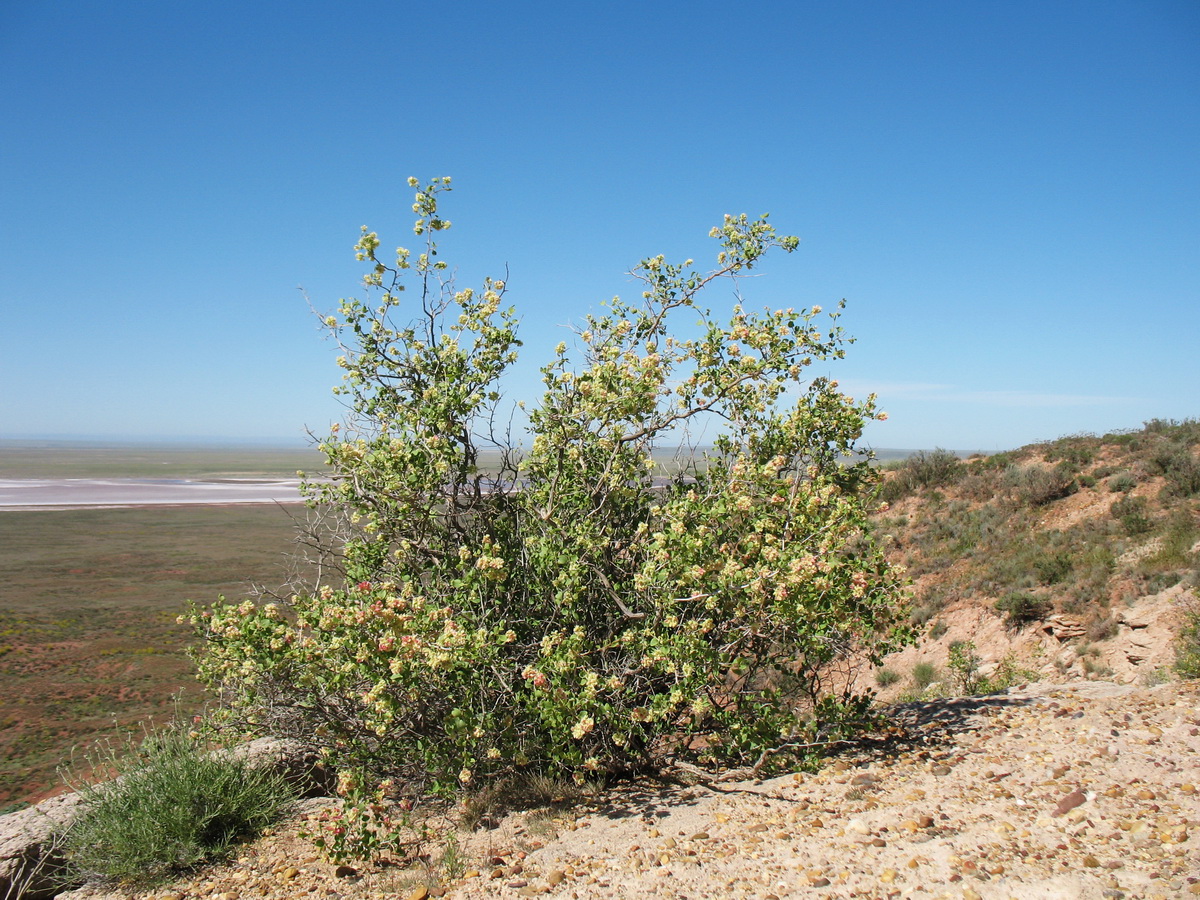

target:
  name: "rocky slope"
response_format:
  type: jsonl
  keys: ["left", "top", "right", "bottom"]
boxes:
{"left": 48, "top": 678, "right": 1199, "bottom": 900}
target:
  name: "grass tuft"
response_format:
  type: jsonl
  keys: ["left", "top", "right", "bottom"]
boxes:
{"left": 59, "top": 717, "right": 295, "bottom": 886}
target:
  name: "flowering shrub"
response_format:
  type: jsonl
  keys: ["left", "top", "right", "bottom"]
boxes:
{"left": 189, "top": 178, "right": 911, "bottom": 854}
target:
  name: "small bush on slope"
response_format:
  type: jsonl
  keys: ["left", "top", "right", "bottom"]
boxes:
{"left": 59, "top": 719, "right": 294, "bottom": 885}
{"left": 188, "top": 180, "right": 912, "bottom": 858}
{"left": 1176, "top": 590, "right": 1200, "bottom": 679}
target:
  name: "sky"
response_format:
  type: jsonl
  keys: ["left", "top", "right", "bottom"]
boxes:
{"left": 1, "top": 1, "right": 1196, "bottom": 453}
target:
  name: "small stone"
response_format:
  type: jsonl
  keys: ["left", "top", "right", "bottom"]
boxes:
{"left": 407, "top": 887, "right": 429, "bottom": 900}
{"left": 1053, "top": 790, "right": 1087, "bottom": 817}
{"left": 879, "top": 869, "right": 897, "bottom": 883}
{"left": 749, "top": 823, "right": 769, "bottom": 833}
{"left": 931, "top": 765, "right": 952, "bottom": 776}
{"left": 280, "top": 868, "right": 300, "bottom": 880}
{"left": 690, "top": 831, "right": 710, "bottom": 840}
{"left": 917, "top": 815, "right": 935, "bottom": 829}
{"left": 1083, "top": 855, "right": 1101, "bottom": 868}
{"left": 847, "top": 819, "right": 870, "bottom": 836}
{"left": 962, "top": 889, "right": 982, "bottom": 900}
{"left": 807, "top": 876, "right": 831, "bottom": 887}
{"left": 547, "top": 870, "right": 565, "bottom": 885}
{"left": 334, "top": 865, "right": 358, "bottom": 878}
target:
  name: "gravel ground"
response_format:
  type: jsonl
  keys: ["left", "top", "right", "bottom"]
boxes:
{"left": 62, "top": 679, "right": 1199, "bottom": 900}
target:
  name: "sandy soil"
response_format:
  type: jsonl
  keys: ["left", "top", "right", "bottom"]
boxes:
{"left": 62, "top": 679, "right": 1199, "bottom": 900}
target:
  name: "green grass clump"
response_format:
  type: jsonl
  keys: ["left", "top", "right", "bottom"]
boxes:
{"left": 874, "top": 668, "right": 900, "bottom": 687}
{"left": 60, "top": 720, "right": 295, "bottom": 886}
{"left": 910, "top": 661, "right": 939, "bottom": 692}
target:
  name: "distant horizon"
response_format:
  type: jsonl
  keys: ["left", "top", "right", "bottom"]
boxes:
{"left": 4, "top": 428, "right": 1158, "bottom": 458}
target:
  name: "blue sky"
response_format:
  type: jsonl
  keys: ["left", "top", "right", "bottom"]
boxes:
{"left": 1, "top": 1, "right": 1196, "bottom": 452}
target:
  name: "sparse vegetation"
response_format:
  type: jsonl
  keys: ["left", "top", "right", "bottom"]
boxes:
{"left": 879, "top": 420, "right": 1199, "bottom": 686}
{"left": 0, "top": 502, "right": 302, "bottom": 810}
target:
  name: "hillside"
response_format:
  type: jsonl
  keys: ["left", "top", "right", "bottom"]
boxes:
{"left": 863, "top": 419, "right": 1199, "bottom": 700}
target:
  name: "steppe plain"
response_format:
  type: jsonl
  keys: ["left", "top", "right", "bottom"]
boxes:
{"left": 3, "top": 431, "right": 1198, "bottom": 899}
{"left": 0, "top": 443, "right": 321, "bottom": 810}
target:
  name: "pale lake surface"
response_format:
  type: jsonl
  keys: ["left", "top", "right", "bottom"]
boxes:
{"left": 0, "top": 477, "right": 307, "bottom": 509}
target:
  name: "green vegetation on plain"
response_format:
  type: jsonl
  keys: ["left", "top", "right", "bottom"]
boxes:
{"left": 0, "top": 503, "right": 302, "bottom": 810}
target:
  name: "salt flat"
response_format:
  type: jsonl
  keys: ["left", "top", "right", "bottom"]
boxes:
{"left": 0, "top": 477, "right": 307, "bottom": 509}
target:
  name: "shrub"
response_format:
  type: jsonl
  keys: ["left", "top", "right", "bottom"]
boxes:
{"left": 1175, "top": 590, "right": 1200, "bottom": 680}
{"left": 881, "top": 449, "right": 964, "bottom": 502}
{"left": 1086, "top": 614, "right": 1118, "bottom": 643}
{"left": 59, "top": 720, "right": 294, "bottom": 885}
{"left": 1108, "top": 471, "right": 1137, "bottom": 493}
{"left": 1044, "top": 438, "right": 1096, "bottom": 471}
{"left": 1111, "top": 494, "right": 1153, "bottom": 536}
{"left": 994, "top": 592, "right": 1052, "bottom": 628}
{"left": 874, "top": 668, "right": 900, "bottom": 687}
{"left": 1163, "top": 450, "right": 1200, "bottom": 498}
{"left": 946, "top": 641, "right": 985, "bottom": 694}
{"left": 911, "top": 662, "right": 938, "bottom": 691}
{"left": 1142, "top": 510, "right": 1200, "bottom": 573}
{"left": 190, "top": 180, "right": 912, "bottom": 851}
{"left": 1007, "top": 464, "right": 1075, "bottom": 506}
{"left": 1033, "top": 550, "right": 1073, "bottom": 585}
